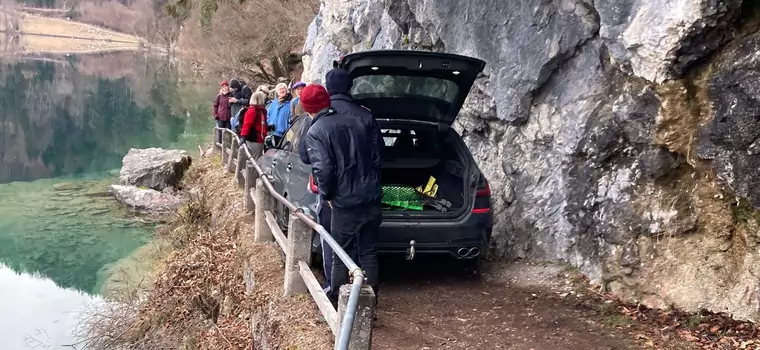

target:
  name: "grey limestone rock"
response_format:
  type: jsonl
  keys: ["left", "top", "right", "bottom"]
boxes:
{"left": 301, "top": 0, "right": 760, "bottom": 320}
{"left": 119, "top": 148, "right": 191, "bottom": 191}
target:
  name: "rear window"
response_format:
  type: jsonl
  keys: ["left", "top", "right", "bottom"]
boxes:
{"left": 380, "top": 128, "right": 448, "bottom": 158}
{"left": 351, "top": 75, "right": 459, "bottom": 103}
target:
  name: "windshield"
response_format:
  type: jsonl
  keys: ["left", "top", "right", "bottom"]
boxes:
{"left": 350, "top": 75, "right": 460, "bottom": 103}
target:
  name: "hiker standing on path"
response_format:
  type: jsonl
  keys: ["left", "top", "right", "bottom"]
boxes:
{"left": 213, "top": 80, "right": 232, "bottom": 144}
{"left": 229, "top": 78, "right": 252, "bottom": 122}
{"left": 267, "top": 82, "right": 293, "bottom": 145}
{"left": 325, "top": 67, "right": 384, "bottom": 154}
{"left": 239, "top": 91, "right": 269, "bottom": 160}
{"left": 299, "top": 83, "right": 383, "bottom": 308}
{"left": 256, "top": 85, "right": 272, "bottom": 107}
{"left": 296, "top": 86, "right": 333, "bottom": 295}
{"left": 289, "top": 81, "right": 307, "bottom": 123}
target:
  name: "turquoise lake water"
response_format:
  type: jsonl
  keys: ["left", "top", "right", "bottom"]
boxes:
{"left": 0, "top": 51, "right": 214, "bottom": 348}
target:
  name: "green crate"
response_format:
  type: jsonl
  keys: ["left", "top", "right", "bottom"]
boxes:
{"left": 382, "top": 185, "right": 423, "bottom": 211}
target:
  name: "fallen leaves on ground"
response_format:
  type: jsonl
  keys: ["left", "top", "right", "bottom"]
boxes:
{"left": 574, "top": 275, "right": 760, "bottom": 350}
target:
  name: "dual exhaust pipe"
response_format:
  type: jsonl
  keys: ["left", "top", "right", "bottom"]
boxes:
{"left": 457, "top": 247, "right": 480, "bottom": 258}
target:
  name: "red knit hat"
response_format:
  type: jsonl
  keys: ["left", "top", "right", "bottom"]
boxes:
{"left": 220, "top": 80, "right": 229, "bottom": 87}
{"left": 300, "top": 84, "right": 331, "bottom": 113}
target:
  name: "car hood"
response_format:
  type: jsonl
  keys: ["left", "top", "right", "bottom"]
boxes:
{"left": 338, "top": 50, "right": 486, "bottom": 125}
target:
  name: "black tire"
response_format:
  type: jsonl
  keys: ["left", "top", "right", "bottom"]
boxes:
{"left": 276, "top": 201, "right": 289, "bottom": 233}
{"left": 310, "top": 231, "right": 323, "bottom": 268}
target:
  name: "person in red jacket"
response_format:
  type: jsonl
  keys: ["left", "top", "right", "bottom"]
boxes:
{"left": 213, "top": 80, "right": 232, "bottom": 144}
{"left": 240, "top": 91, "right": 269, "bottom": 159}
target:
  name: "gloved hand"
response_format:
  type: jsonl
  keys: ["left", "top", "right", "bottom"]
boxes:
{"left": 267, "top": 124, "right": 275, "bottom": 132}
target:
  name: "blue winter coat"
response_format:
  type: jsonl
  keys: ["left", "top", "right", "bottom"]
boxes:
{"left": 267, "top": 96, "right": 292, "bottom": 137}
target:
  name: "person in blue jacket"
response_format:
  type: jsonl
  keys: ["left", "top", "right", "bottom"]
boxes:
{"left": 267, "top": 82, "right": 293, "bottom": 145}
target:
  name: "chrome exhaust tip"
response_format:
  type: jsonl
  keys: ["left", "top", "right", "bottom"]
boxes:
{"left": 468, "top": 247, "right": 481, "bottom": 258}
{"left": 457, "top": 247, "right": 470, "bottom": 258}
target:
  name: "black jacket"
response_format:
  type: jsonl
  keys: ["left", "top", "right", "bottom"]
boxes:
{"left": 325, "top": 68, "right": 385, "bottom": 162}
{"left": 301, "top": 105, "right": 383, "bottom": 209}
{"left": 230, "top": 78, "right": 252, "bottom": 119}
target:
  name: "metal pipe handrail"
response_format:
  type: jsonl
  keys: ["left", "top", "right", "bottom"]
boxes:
{"left": 215, "top": 127, "right": 365, "bottom": 350}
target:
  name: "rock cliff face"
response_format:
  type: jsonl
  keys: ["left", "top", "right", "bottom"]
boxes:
{"left": 302, "top": 0, "right": 760, "bottom": 320}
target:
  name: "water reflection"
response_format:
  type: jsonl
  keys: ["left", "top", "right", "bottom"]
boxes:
{"left": 0, "top": 51, "right": 214, "bottom": 289}
{"left": 0, "top": 263, "right": 100, "bottom": 349}
{"left": 0, "top": 52, "right": 201, "bottom": 184}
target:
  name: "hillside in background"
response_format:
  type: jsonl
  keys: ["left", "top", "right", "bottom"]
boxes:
{"left": 2, "top": 0, "right": 178, "bottom": 46}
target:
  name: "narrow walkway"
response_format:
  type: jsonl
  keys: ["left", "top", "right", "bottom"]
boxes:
{"left": 371, "top": 258, "right": 695, "bottom": 350}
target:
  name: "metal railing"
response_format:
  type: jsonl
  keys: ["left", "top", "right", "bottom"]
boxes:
{"left": 212, "top": 127, "right": 375, "bottom": 350}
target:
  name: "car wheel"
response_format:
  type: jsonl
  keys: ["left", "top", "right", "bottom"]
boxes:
{"left": 276, "top": 201, "right": 289, "bottom": 233}
{"left": 310, "top": 231, "right": 323, "bottom": 268}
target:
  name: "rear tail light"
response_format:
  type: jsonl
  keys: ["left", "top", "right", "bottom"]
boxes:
{"left": 475, "top": 175, "right": 490, "bottom": 197}
{"left": 473, "top": 174, "right": 490, "bottom": 214}
{"left": 309, "top": 175, "right": 318, "bottom": 194}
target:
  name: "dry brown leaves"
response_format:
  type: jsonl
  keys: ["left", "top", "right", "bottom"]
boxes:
{"left": 575, "top": 275, "right": 760, "bottom": 350}
{"left": 80, "top": 154, "right": 332, "bottom": 349}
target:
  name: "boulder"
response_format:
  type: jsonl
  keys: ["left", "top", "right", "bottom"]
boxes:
{"left": 119, "top": 148, "right": 192, "bottom": 191}
{"left": 109, "top": 185, "right": 182, "bottom": 214}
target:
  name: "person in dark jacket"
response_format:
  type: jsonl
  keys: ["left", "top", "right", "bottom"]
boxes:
{"left": 299, "top": 83, "right": 383, "bottom": 307}
{"left": 213, "top": 80, "right": 232, "bottom": 144}
{"left": 325, "top": 68, "right": 384, "bottom": 155}
{"left": 296, "top": 97, "right": 333, "bottom": 295}
{"left": 229, "top": 78, "right": 252, "bottom": 121}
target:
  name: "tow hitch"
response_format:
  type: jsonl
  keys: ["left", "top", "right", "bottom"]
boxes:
{"left": 405, "top": 240, "right": 416, "bottom": 261}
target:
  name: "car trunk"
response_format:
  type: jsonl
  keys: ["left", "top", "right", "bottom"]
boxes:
{"left": 378, "top": 124, "right": 470, "bottom": 219}
{"left": 337, "top": 50, "right": 486, "bottom": 219}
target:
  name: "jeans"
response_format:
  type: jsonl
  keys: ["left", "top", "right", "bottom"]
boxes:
{"left": 317, "top": 199, "right": 333, "bottom": 293}
{"left": 328, "top": 203, "right": 382, "bottom": 307}
{"left": 216, "top": 120, "right": 231, "bottom": 144}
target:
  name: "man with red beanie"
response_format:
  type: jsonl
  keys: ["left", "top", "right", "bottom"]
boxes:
{"left": 299, "top": 83, "right": 383, "bottom": 309}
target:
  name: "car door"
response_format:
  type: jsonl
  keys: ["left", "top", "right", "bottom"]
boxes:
{"left": 272, "top": 116, "right": 311, "bottom": 229}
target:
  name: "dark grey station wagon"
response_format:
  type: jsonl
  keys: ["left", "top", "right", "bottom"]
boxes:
{"left": 257, "top": 50, "right": 493, "bottom": 267}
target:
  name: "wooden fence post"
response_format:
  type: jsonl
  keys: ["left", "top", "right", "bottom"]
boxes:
{"left": 221, "top": 131, "right": 229, "bottom": 164}
{"left": 212, "top": 128, "right": 218, "bottom": 154}
{"left": 227, "top": 137, "right": 239, "bottom": 173}
{"left": 337, "top": 284, "right": 376, "bottom": 350}
{"left": 235, "top": 144, "right": 246, "bottom": 188}
{"left": 254, "top": 178, "right": 275, "bottom": 243}
{"left": 244, "top": 162, "right": 255, "bottom": 213}
{"left": 284, "top": 213, "right": 311, "bottom": 296}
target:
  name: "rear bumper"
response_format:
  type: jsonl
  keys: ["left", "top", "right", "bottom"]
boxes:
{"left": 377, "top": 215, "right": 491, "bottom": 259}
{"left": 309, "top": 209, "right": 493, "bottom": 260}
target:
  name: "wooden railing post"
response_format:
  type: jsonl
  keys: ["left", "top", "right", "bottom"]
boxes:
{"left": 235, "top": 144, "right": 246, "bottom": 188}
{"left": 244, "top": 162, "right": 256, "bottom": 213}
{"left": 212, "top": 128, "right": 219, "bottom": 153}
{"left": 227, "top": 137, "right": 239, "bottom": 173}
{"left": 284, "top": 213, "right": 311, "bottom": 296}
{"left": 254, "top": 178, "right": 275, "bottom": 243}
{"left": 222, "top": 131, "right": 231, "bottom": 164}
{"left": 337, "top": 284, "right": 376, "bottom": 350}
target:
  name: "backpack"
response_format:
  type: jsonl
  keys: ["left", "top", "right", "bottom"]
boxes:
{"left": 231, "top": 106, "right": 249, "bottom": 135}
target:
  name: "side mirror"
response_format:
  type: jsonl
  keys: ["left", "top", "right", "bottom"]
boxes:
{"left": 264, "top": 135, "right": 277, "bottom": 150}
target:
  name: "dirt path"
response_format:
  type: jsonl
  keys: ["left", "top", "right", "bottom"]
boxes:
{"left": 371, "top": 258, "right": 696, "bottom": 350}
